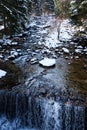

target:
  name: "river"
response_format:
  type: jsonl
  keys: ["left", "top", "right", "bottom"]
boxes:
{"left": 0, "top": 0, "right": 87, "bottom": 130}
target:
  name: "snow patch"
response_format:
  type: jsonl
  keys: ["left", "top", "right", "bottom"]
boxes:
{"left": 59, "top": 20, "right": 74, "bottom": 41}
{"left": 0, "top": 69, "right": 7, "bottom": 78}
{"left": 0, "top": 25, "right": 4, "bottom": 30}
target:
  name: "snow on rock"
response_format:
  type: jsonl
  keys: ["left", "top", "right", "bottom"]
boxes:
{"left": 39, "top": 58, "right": 56, "bottom": 67}
{"left": 11, "top": 42, "right": 18, "bottom": 45}
{"left": 77, "top": 46, "right": 83, "bottom": 49}
{"left": 62, "top": 47, "right": 69, "bottom": 53}
{"left": 30, "top": 58, "right": 38, "bottom": 64}
{"left": 45, "top": 30, "right": 61, "bottom": 48}
{"left": 75, "top": 49, "right": 82, "bottom": 53}
{"left": 0, "top": 54, "right": 3, "bottom": 58}
{"left": 83, "top": 48, "right": 87, "bottom": 52}
{"left": 0, "top": 69, "right": 7, "bottom": 78}
{"left": 0, "top": 25, "right": 4, "bottom": 30}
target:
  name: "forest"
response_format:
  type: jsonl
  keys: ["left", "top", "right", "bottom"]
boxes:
{"left": 0, "top": 0, "right": 87, "bottom": 130}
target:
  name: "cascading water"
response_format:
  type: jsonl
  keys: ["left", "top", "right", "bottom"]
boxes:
{"left": 0, "top": 90, "right": 86, "bottom": 130}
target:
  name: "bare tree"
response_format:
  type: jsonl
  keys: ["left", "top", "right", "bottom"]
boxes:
{"left": 53, "top": 0, "right": 71, "bottom": 40}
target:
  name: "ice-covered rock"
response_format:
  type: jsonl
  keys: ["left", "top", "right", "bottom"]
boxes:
{"left": 0, "top": 69, "right": 7, "bottom": 78}
{"left": 62, "top": 48, "right": 69, "bottom": 53}
{"left": 39, "top": 58, "right": 56, "bottom": 67}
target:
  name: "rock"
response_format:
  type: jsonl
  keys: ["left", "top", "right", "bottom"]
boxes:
{"left": 75, "top": 56, "right": 79, "bottom": 59}
{"left": 0, "top": 69, "right": 7, "bottom": 78}
{"left": 83, "top": 48, "right": 87, "bottom": 52}
{"left": 39, "top": 58, "right": 56, "bottom": 67}
{"left": 83, "top": 65, "right": 87, "bottom": 70}
{"left": 77, "top": 46, "right": 83, "bottom": 49}
{"left": 0, "top": 25, "right": 4, "bottom": 30}
{"left": 10, "top": 51, "right": 18, "bottom": 57}
{"left": 0, "top": 54, "right": 3, "bottom": 59}
{"left": 11, "top": 42, "right": 18, "bottom": 45}
{"left": 30, "top": 58, "right": 38, "bottom": 64}
{"left": 0, "top": 39, "right": 4, "bottom": 44}
{"left": 75, "top": 49, "right": 82, "bottom": 53}
{"left": 62, "top": 48, "right": 69, "bottom": 53}
{"left": 6, "top": 39, "right": 12, "bottom": 45}
{"left": 8, "top": 55, "right": 15, "bottom": 60}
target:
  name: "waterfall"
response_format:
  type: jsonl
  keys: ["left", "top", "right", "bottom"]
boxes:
{"left": 0, "top": 91, "right": 86, "bottom": 130}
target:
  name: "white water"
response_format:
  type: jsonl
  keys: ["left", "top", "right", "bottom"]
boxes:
{"left": 0, "top": 97, "right": 85, "bottom": 130}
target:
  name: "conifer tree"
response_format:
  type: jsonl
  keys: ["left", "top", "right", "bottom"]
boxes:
{"left": 0, "top": 0, "right": 31, "bottom": 33}
{"left": 70, "top": 0, "right": 87, "bottom": 31}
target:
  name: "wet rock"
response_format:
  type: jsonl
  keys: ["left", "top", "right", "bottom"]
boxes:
{"left": 8, "top": 55, "right": 15, "bottom": 60}
{"left": 39, "top": 58, "right": 56, "bottom": 67}
{"left": 10, "top": 50, "right": 18, "bottom": 57}
{"left": 0, "top": 39, "right": 4, "bottom": 44}
{"left": 8, "top": 50, "right": 19, "bottom": 60}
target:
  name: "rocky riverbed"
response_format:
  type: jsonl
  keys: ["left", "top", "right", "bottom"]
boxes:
{"left": 0, "top": 14, "right": 87, "bottom": 130}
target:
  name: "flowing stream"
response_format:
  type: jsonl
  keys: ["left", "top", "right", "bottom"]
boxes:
{"left": 0, "top": 0, "right": 87, "bottom": 130}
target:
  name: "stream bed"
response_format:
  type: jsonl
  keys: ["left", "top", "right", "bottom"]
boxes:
{"left": 0, "top": 1, "right": 87, "bottom": 129}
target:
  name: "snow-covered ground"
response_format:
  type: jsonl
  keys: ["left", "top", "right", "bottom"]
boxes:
{"left": 30, "top": 16, "right": 75, "bottom": 48}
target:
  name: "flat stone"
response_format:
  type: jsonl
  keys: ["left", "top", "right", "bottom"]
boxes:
{"left": 39, "top": 58, "right": 56, "bottom": 67}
